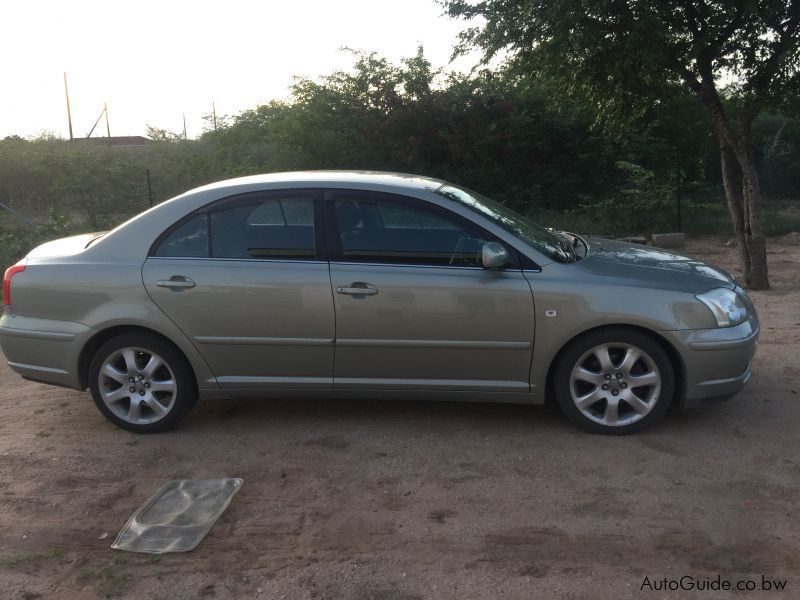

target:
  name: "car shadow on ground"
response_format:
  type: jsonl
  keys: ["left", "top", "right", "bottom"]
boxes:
{"left": 185, "top": 395, "right": 572, "bottom": 434}
{"left": 176, "top": 392, "right": 745, "bottom": 438}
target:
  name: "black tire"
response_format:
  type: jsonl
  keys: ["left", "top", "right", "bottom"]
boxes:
{"left": 88, "top": 332, "right": 197, "bottom": 433}
{"left": 553, "top": 328, "right": 675, "bottom": 435}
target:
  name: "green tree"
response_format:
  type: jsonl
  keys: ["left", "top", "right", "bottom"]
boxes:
{"left": 443, "top": 0, "right": 800, "bottom": 289}
{"left": 145, "top": 125, "right": 185, "bottom": 143}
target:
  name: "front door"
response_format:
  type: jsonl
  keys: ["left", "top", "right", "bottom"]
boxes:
{"left": 143, "top": 190, "right": 335, "bottom": 389}
{"left": 326, "top": 190, "right": 535, "bottom": 392}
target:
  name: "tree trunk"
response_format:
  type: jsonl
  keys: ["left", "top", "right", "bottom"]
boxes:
{"left": 695, "top": 82, "right": 770, "bottom": 289}
{"left": 718, "top": 138, "right": 770, "bottom": 289}
{"left": 719, "top": 141, "right": 750, "bottom": 277}
{"left": 734, "top": 134, "right": 770, "bottom": 289}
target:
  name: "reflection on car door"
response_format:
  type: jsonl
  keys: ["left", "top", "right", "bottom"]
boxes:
{"left": 143, "top": 190, "right": 335, "bottom": 389}
{"left": 326, "top": 190, "right": 535, "bottom": 392}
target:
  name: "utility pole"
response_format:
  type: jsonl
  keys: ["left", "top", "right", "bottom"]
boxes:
{"left": 63, "top": 72, "right": 74, "bottom": 141}
{"left": 212, "top": 101, "right": 218, "bottom": 132}
{"left": 183, "top": 113, "right": 188, "bottom": 140}
{"left": 104, "top": 102, "right": 111, "bottom": 142}
{"left": 86, "top": 105, "right": 107, "bottom": 138}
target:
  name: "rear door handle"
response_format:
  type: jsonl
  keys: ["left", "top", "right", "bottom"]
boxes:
{"left": 156, "top": 277, "right": 196, "bottom": 289}
{"left": 336, "top": 283, "right": 378, "bottom": 296}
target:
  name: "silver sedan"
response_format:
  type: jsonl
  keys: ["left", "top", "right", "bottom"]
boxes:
{"left": 0, "top": 172, "right": 759, "bottom": 434}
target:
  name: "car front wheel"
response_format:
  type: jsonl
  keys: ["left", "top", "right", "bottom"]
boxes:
{"left": 89, "top": 333, "right": 197, "bottom": 433}
{"left": 553, "top": 328, "right": 675, "bottom": 434}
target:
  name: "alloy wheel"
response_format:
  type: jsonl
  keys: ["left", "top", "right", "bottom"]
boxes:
{"left": 569, "top": 342, "right": 661, "bottom": 427}
{"left": 97, "top": 347, "right": 177, "bottom": 425}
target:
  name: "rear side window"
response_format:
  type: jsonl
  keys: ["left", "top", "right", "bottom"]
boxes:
{"left": 152, "top": 214, "right": 209, "bottom": 258}
{"left": 152, "top": 194, "right": 316, "bottom": 260}
{"left": 212, "top": 196, "right": 315, "bottom": 259}
{"left": 247, "top": 198, "right": 313, "bottom": 226}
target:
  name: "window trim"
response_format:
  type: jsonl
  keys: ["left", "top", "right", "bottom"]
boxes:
{"left": 148, "top": 189, "right": 324, "bottom": 260}
{"left": 323, "top": 189, "right": 521, "bottom": 270}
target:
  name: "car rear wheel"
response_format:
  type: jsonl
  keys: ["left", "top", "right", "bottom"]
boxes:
{"left": 89, "top": 333, "right": 197, "bottom": 433}
{"left": 553, "top": 328, "right": 675, "bottom": 434}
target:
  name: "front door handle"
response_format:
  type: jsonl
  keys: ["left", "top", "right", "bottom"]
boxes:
{"left": 336, "top": 282, "right": 378, "bottom": 296}
{"left": 156, "top": 277, "right": 196, "bottom": 289}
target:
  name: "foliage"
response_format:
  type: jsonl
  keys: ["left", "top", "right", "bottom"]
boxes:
{"left": 753, "top": 111, "right": 800, "bottom": 199}
{"left": 442, "top": 0, "right": 800, "bottom": 287}
{"left": 0, "top": 46, "right": 799, "bottom": 268}
{"left": 572, "top": 162, "right": 679, "bottom": 235}
{"left": 0, "top": 215, "right": 72, "bottom": 268}
{"left": 145, "top": 126, "right": 185, "bottom": 143}
{"left": 443, "top": 1, "right": 800, "bottom": 133}
{"left": 563, "top": 162, "right": 731, "bottom": 236}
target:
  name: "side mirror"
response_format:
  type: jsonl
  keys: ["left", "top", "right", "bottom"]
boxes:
{"left": 481, "top": 241, "right": 510, "bottom": 269}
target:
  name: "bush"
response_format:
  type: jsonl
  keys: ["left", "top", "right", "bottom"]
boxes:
{"left": 0, "top": 215, "right": 72, "bottom": 269}
{"left": 565, "top": 162, "right": 677, "bottom": 236}
{"left": 1, "top": 51, "right": 798, "bottom": 241}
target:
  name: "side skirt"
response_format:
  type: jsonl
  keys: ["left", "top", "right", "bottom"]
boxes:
{"left": 197, "top": 388, "right": 544, "bottom": 405}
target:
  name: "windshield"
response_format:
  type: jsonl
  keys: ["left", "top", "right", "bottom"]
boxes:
{"left": 436, "top": 184, "right": 569, "bottom": 262}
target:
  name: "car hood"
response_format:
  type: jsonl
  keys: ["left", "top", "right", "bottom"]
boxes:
{"left": 576, "top": 237, "right": 736, "bottom": 292}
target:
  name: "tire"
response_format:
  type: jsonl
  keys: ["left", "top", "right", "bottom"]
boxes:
{"left": 89, "top": 332, "right": 197, "bottom": 433}
{"left": 553, "top": 328, "right": 675, "bottom": 435}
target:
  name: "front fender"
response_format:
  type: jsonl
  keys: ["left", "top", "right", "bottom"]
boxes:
{"left": 524, "top": 266, "right": 716, "bottom": 396}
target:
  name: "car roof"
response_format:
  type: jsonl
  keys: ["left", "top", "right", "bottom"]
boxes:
{"left": 189, "top": 171, "right": 446, "bottom": 194}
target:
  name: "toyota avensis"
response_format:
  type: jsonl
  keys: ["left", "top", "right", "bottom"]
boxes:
{"left": 0, "top": 172, "right": 759, "bottom": 434}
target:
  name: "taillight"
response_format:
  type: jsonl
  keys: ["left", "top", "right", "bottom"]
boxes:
{"left": 3, "top": 260, "right": 26, "bottom": 306}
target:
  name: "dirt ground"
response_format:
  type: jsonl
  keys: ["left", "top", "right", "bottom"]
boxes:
{"left": 0, "top": 236, "right": 798, "bottom": 600}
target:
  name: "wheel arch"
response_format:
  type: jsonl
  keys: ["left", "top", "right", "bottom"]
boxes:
{"left": 544, "top": 324, "right": 686, "bottom": 405}
{"left": 78, "top": 325, "right": 198, "bottom": 390}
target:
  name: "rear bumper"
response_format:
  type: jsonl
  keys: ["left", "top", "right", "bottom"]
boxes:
{"left": 0, "top": 313, "right": 91, "bottom": 389}
{"left": 661, "top": 317, "right": 759, "bottom": 408}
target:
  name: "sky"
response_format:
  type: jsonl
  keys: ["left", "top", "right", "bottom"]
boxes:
{"left": 0, "top": 0, "right": 480, "bottom": 140}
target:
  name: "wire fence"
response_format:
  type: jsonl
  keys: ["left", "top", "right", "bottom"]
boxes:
{"left": 1, "top": 162, "right": 798, "bottom": 272}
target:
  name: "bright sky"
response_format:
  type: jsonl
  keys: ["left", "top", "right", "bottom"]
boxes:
{"left": 0, "top": 0, "right": 478, "bottom": 140}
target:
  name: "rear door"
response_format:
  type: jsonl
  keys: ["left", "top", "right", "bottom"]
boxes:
{"left": 326, "top": 189, "right": 535, "bottom": 392}
{"left": 143, "top": 189, "right": 335, "bottom": 389}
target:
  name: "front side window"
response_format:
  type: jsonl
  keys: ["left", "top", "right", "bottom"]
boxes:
{"left": 330, "top": 191, "right": 495, "bottom": 267}
{"left": 152, "top": 194, "right": 316, "bottom": 260}
{"left": 437, "top": 184, "right": 568, "bottom": 262}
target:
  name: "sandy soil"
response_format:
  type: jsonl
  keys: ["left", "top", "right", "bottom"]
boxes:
{"left": 0, "top": 236, "right": 798, "bottom": 599}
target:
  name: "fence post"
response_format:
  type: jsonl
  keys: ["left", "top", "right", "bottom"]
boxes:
{"left": 675, "top": 168, "right": 682, "bottom": 233}
{"left": 146, "top": 169, "right": 153, "bottom": 207}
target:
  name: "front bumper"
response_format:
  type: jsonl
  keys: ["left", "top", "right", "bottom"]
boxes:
{"left": 661, "top": 316, "right": 759, "bottom": 408}
{"left": 0, "top": 312, "right": 91, "bottom": 389}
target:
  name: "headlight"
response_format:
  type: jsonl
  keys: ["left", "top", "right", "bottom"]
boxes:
{"left": 696, "top": 288, "right": 748, "bottom": 327}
